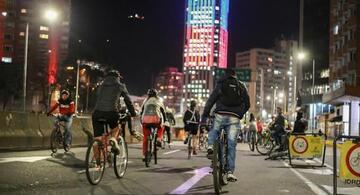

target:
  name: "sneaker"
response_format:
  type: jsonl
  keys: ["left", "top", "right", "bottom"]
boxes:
{"left": 227, "top": 172, "right": 237, "bottom": 182}
{"left": 207, "top": 145, "right": 214, "bottom": 159}
{"left": 109, "top": 137, "right": 120, "bottom": 155}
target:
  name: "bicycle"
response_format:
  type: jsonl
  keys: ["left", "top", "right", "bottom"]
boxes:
{"left": 187, "top": 133, "right": 193, "bottom": 159}
{"left": 198, "top": 132, "right": 208, "bottom": 151}
{"left": 144, "top": 125, "right": 159, "bottom": 167}
{"left": 162, "top": 127, "right": 171, "bottom": 149}
{"left": 212, "top": 128, "right": 229, "bottom": 194}
{"left": 50, "top": 115, "right": 70, "bottom": 153}
{"left": 85, "top": 118, "right": 128, "bottom": 185}
{"left": 256, "top": 130, "right": 275, "bottom": 155}
{"left": 248, "top": 130, "right": 256, "bottom": 152}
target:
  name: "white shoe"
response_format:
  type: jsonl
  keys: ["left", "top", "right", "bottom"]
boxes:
{"left": 227, "top": 172, "right": 237, "bottom": 182}
{"left": 109, "top": 137, "right": 120, "bottom": 155}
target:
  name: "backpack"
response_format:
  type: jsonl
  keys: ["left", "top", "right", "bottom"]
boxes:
{"left": 142, "top": 104, "right": 161, "bottom": 125}
{"left": 220, "top": 77, "right": 249, "bottom": 108}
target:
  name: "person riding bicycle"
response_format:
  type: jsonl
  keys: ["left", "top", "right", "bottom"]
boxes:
{"left": 118, "top": 97, "right": 141, "bottom": 140}
{"left": 293, "top": 109, "right": 307, "bottom": 134}
{"left": 164, "top": 107, "right": 176, "bottom": 145}
{"left": 92, "top": 70, "right": 136, "bottom": 155}
{"left": 248, "top": 113, "right": 258, "bottom": 143}
{"left": 183, "top": 100, "right": 200, "bottom": 155}
{"left": 273, "top": 107, "right": 286, "bottom": 151}
{"left": 140, "top": 89, "right": 167, "bottom": 161}
{"left": 201, "top": 68, "right": 250, "bottom": 182}
{"left": 47, "top": 90, "right": 75, "bottom": 148}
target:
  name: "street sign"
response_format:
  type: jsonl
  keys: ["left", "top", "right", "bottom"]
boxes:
{"left": 340, "top": 141, "right": 360, "bottom": 184}
{"left": 214, "top": 68, "right": 251, "bottom": 82}
{"left": 289, "top": 135, "right": 325, "bottom": 159}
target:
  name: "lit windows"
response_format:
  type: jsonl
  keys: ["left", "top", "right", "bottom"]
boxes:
{"left": 39, "top": 34, "right": 49, "bottom": 39}
{"left": 20, "top": 9, "right": 27, "bottom": 13}
{"left": 1, "top": 57, "right": 12, "bottom": 63}
{"left": 40, "top": 26, "right": 49, "bottom": 31}
{"left": 19, "top": 32, "right": 25, "bottom": 36}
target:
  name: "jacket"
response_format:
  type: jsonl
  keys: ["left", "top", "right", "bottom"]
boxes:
{"left": 49, "top": 98, "right": 75, "bottom": 116}
{"left": 202, "top": 75, "right": 250, "bottom": 120}
{"left": 94, "top": 76, "right": 136, "bottom": 116}
{"left": 140, "top": 97, "right": 167, "bottom": 123}
{"left": 183, "top": 108, "right": 200, "bottom": 131}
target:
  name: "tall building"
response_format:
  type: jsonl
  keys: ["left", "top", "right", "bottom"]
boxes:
{"left": 0, "top": 0, "right": 71, "bottom": 111}
{"left": 183, "top": 0, "right": 229, "bottom": 106}
{"left": 236, "top": 48, "right": 288, "bottom": 119}
{"left": 154, "top": 67, "right": 184, "bottom": 112}
{"left": 323, "top": 0, "right": 360, "bottom": 136}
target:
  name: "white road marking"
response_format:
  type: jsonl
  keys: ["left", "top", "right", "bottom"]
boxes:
{"left": 297, "top": 168, "right": 333, "bottom": 175}
{"left": 313, "top": 158, "right": 336, "bottom": 171}
{"left": 0, "top": 156, "right": 50, "bottom": 163}
{"left": 283, "top": 161, "right": 328, "bottom": 195}
{"left": 322, "top": 185, "right": 360, "bottom": 195}
{"left": 169, "top": 167, "right": 211, "bottom": 194}
{"left": 163, "top": 150, "right": 181, "bottom": 155}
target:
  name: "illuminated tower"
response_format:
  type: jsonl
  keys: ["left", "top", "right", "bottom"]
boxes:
{"left": 183, "top": 0, "right": 229, "bottom": 106}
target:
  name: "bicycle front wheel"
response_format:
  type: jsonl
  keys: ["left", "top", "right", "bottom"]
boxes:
{"left": 50, "top": 129, "right": 61, "bottom": 153}
{"left": 248, "top": 132, "right": 255, "bottom": 151}
{"left": 212, "top": 140, "right": 222, "bottom": 194}
{"left": 188, "top": 136, "right": 192, "bottom": 160}
{"left": 85, "top": 140, "right": 106, "bottom": 185}
{"left": 256, "top": 135, "right": 274, "bottom": 155}
{"left": 114, "top": 137, "right": 128, "bottom": 178}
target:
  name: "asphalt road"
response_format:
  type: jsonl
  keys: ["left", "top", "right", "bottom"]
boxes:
{"left": 0, "top": 141, "right": 359, "bottom": 195}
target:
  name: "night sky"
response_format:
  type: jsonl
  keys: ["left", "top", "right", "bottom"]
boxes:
{"left": 69, "top": 0, "right": 299, "bottom": 96}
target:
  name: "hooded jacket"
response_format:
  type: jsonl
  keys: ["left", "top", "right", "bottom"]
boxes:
{"left": 202, "top": 75, "right": 250, "bottom": 120}
{"left": 94, "top": 76, "right": 135, "bottom": 116}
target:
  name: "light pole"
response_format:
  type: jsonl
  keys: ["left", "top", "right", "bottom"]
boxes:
{"left": 75, "top": 59, "right": 80, "bottom": 115}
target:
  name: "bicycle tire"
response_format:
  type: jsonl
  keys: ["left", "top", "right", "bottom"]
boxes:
{"left": 154, "top": 132, "right": 158, "bottom": 165}
{"left": 50, "top": 128, "right": 61, "bottom": 153}
{"left": 114, "top": 137, "right": 128, "bottom": 178}
{"left": 188, "top": 135, "right": 192, "bottom": 159}
{"left": 145, "top": 136, "right": 152, "bottom": 167}
{"left": 248, "top": 131, "right": 255, "bottom": 152}
{"left": 85, "top": 140, "right": 106, "bottom": 185}
{"left": 256, "top": 135, "right": 274, "bottom": 155}
{"left": 212, "top": 140, "right": 222, "bottom": 194}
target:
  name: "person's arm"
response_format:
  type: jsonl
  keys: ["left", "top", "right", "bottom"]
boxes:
{"left": 120, "top": 84, "right": 136, "bottom": 117}
{"left": 240, "top": 81, "right": 250, "bottom": 114}
{"left": 48, "top": 102, "right": 59, "bottom": 115}
{"left": 202, "top": 83, "right": 221, "bottom": 121}
{"left": 68, "top": 101, "right": 75, "bottom": 116}
{"left": 160, "top": 107, "right": 167, "bottom": 122}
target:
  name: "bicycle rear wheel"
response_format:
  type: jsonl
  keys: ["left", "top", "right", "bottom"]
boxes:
{"left": 154, "top": 133, "right": 158, "bottom": 165}
{"left": 114, "top": 137, "right": 128, "bottom": 178}
{"left": 50, "top": 129, "right": 61, "bottom": 153}
{"left": 256, "top": 135, "right": 274, "bottom": 155}
{"left": 248, "top": 131, "right": 255, "bottom": 152}
{"left": 145, "top": 136, "right": 152, "bottom": 167}
{"left": 212, "top": 140, "right": 222, "bottom": 194}
{"left": 85, "top": 140, "right": 106, "bottom": 185}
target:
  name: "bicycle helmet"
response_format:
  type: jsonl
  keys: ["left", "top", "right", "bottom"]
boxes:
{"left": 147, "top": 88, "right": 158, "bottom": 97}
{"left": 61, "top": 90, "right": 70, "bottom": 96}
{"left": 106, "top": 70, "right": 122, "bottom": 79}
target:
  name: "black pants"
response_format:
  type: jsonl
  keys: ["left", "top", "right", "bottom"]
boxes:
{"left": 120, "top": 116, "right": 133, "bottom": 139}
{"left": 164, "top": 126, "right": 171, "bottom": 143}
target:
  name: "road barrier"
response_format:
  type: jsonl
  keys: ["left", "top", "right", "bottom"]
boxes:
{"left": 333, "top": 135, "right": 360, "bottom": 195}
{"left": 288, "top": 132, "right": 327, "bottom": 167}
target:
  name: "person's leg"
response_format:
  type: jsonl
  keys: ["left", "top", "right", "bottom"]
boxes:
{"left": 142, "top": 125, "right": 150, "bottom": 157}
{"left": 165, "top": 126, "right": 171, "bottom": 144}
{"left": 121, "top": 122, "right": 126, "bottom": 139}
{"left": 156, "top": 125, "right": 164, "bottom": 140}
{"left": 192, "top": 131, "right": 199, "bottom": 154}
{"left": 127, "top": 116, "right": 134, "bottom": 135}
{"left": 226, "top": 117, "right": 240, "bottom": 173}
{"left": 63, "top": 116, "right": 73, "bottom": 146}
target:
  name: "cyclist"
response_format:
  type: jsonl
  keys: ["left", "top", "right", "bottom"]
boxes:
{"left": 273, "top": 107, "right": 286, "bottom": 151}
{"left": 183, "top": 100, "right": 200, "bottom": 155}
{"left": 47, "top": 90, "right": 75, "bottom": 148}
{"left": 164, "top": 107, "right": 176, "bottom": 145}
{"left": 92, "top": 70, "right": 136, "bottom": 155}
{"left": 118, "top": 98, "right": 138, "bottom": 139}
{"left": 201, "top": 68, "right": 250, "bottom": 182}
{"left": 248, "top": 113, "right": 257, "bottom": 143}
{"left": 256, "top": 116, "right": 264, "bottom": 144}
{"left": 140, "top": 89, "right": 167, "bottom": 161}
{"left": 293, "top": 110, "right": 307, "bottom": 134}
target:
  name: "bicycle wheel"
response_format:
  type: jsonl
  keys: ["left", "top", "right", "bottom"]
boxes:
{"left": 145, "top": 136, "right": 152, "bottom": 167}
{"left": 85, "top": 140, "right": 106, "bottom": 185}
{"left": 188, "top": 135, "right": 192, "bottom": 159}
{"left": 154, "top": 133, "right": 158, "bottom": 165}
{"left": 114, "top": 137, "right": 128, "bottom": 178}
{"left": 50, "top": 128, "right": 61, "bottom": 153}
{"left": 256, "top": 135, "right": 274, "bottom": 155}
{"left": 212, "top": 140, "right": 222, "bottom": 194}
{"left": 248, "top": 131, "right": 255, "bottom": 151}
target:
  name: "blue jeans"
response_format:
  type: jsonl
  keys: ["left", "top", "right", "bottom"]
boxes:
{"left": 55, "top": 115, "right": 73, "bottom": 145}
{"left": 208, "top": 114, "right": 241, "bottom": 173}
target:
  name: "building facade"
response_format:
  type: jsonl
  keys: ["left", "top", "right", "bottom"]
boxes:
{"left": 183, "top": 0, "right": 229, "bottom": 106}
{"left": 0, "top": 0, "right": 71, "bottom": 111}
{"left": 154, "top": 67, "right": 183, "bottom": 112}
{"left": 323, "top": 0, "right": 360, "bottom": 136}
{"left": 236, "top": 48, "right": 288, "bottom": 119}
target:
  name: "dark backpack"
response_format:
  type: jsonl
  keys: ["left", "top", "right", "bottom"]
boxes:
{"left": 219, "top": 77, "right": 250, "bottom": 115}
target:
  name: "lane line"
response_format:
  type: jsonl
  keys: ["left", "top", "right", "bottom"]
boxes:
{"left": 0, "top": 156, "right": 50, "bottom": 163}
{"left": 283, "top": 161, "right": 327, "bottom": 195}
{"left": 163, "top": 150, "right": 181, "bottom": 155}
{"left": 169, "top": 167, "right": 211, "bottom": 194}
{"left": 313, "top": 158, "right": 335, "bottom": 170}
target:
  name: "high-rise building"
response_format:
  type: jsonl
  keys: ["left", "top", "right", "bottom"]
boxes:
{"left": 154, "top": 67, "right": 184, "bottom": 112}
{"left": 183, "top": 0, "right": 229, "bottom": 106}
{"left": 236, "top": 48, "right": 288, "bottom": 119}
{"left": 323, "top": 0, "right": 360, "bottom": 136}
{"left": 0, "top": 0, "right": 71, "bottom": 111}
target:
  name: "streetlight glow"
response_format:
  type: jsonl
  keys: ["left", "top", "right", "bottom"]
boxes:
{"left": 1, "top": 12, "right": 7, "bottom": 17}
{"left": 44, "top": 9, "right": 59, "bottom": 22}
{"left": 297, "top": 52, "right": 306, "bottom": 61}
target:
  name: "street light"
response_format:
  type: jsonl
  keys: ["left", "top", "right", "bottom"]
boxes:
{"left": 44, "top": 9, "right": 59, "bottom": 22}
{"left": 1, "top": 12, "right": 7, "bottom": 17}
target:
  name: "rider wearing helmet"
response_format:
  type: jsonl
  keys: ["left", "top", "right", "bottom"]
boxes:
{"left": 48, "top": 90, "right": 75, "bottom": 148}
{"left": 183, "top": 100, "right": 200, "bottom": 155}
{"left": 140, "top": 88, "right": 167, "bottom": 161}
{"left": 92, "top": 70, "right": 136, "bottom": 154}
